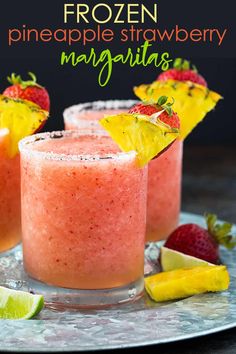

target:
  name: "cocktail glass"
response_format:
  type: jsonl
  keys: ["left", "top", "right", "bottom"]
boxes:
{"left": 64, "top": 99, "right": 138, "bottom": 130}
{"left": 0, "top": 128, "right": 21, "bottom": 254}
{"left": 63, "top": 100, "right": 183, "bottom": 242}
{"left": 19, "top": 130, "right": 147, "bottom": 308}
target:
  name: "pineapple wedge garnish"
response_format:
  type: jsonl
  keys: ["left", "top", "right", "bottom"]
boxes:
{"left": 134, "top": 80, "right": 222, "bottom": 139}
{"left": 100, "top": 113, "right": 179, "bottom": 167}
{"left": 145, "top": 265, "right": 229, "bottom": 302}
{"left": 0, "top": 96, "right": 49, "bottom": 157}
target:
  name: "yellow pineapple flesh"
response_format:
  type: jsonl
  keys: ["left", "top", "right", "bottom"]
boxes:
{"left": 0, "top": 95, "right": 49, "bottom": 157}
{"left": 134, "top": 80, "right": 222, "bottom": 140}
{"left": 145, "top": 265, "right": 229, "bottom": 302}
{"left": 99, "top": 113, "right": 179, "bottom": 167}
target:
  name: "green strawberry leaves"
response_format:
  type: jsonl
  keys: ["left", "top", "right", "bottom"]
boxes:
{"left": 7, "top": 72, "right": 42, "bottom": 89}
{"left": 173, "top": 58, "right": 198, "bottom": 72}
{"left": 157, "top": 96, "right": 175, "bottom": 116}
{"left": 206, "top": 213, "right": 236, "bottom": 250}
{"left": 157, "top": 96, "right": 168, "bottom": 106}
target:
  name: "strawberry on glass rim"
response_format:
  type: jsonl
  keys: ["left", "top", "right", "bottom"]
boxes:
{"left": 164, "top": 214, "right": 236, "bottom": 264}
{"left": 99, "top": 96, "right": 180, "bottom": 167}
{"left": 3, "top": 72, "right": 50, "bottom": 111}
{"left": 134, "top": 58, "right": 222, "bottom": 140}
{"left": 128, "top": 96, "right": 180, "bottom": 130}
{"left": 157, "top": 58, "right": 207, "bottom": 87}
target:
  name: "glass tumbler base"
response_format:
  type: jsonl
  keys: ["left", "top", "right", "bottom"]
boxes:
{"left": 0, "top": 242, "right": 21, "bottom": 257}
{"left": 28, "top": 276, "right": 144, "bottom": 310}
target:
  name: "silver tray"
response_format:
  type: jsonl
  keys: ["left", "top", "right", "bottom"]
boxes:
{"left": 0, "top": 212, "right": 236, "bottom": 352}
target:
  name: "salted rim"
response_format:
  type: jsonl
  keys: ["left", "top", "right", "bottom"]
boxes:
{"left": 0, "top": 128, "right": 9, "bottom": 137}
{"left": 18, "top": 130, "right": 137, "bottom": 162}
{"left": 63, "top": 99, "right": 139, "bottom": 126}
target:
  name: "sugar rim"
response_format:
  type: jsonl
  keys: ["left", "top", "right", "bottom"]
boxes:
{"left": 18, "top": 130, "right": 137, "bottom": 162}
{"left": 63, "top": 99, "right": 139, "bottom": 126}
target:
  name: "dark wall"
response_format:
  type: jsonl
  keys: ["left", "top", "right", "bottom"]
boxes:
{"left": 0, "top": 0, "right": 235, "bottom": 145}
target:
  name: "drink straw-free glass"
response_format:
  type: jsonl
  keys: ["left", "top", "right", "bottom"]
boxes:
{"left": 19, "top": 130, "right": 147, "bottom": 308}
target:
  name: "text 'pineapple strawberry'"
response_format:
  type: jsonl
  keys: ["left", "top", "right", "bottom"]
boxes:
{"left": 99, "top": 96, "right": 180, "bottom": 167}
{"left": 134, "top": 58, "right": 222, "bottom": 139}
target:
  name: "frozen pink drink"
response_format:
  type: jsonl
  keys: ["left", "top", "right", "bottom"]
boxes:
{"left": 64, "top": 100, "right": 183, "bottom": 242}
{"left": 147, "top": 140, "right": 183, "bottom": 241}
{"left": 0, "top": 129, "right": 21, "bottom": 253}
{"left": 19, "top": 131, "right": 147, "bottom": 306}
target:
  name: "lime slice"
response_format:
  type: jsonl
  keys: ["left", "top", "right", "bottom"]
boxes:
{"left": 0, "top": 95, "right": 49, "bottom": 157}
{"left": 99, "top": 113, "right": 179, "bottom": 167}
{"left": 0, "top": 286, "right": 44, "bottom": 319}
{"left": 160, "top": 246, "right": 213, "bottom": 272}
{"left": 134, "top": 80, "right": 222, "bottom": 139}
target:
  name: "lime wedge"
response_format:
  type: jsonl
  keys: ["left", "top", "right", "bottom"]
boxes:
{"left": 99, "top": 113, "right": 179, "bottom": 167}
{"left": 0, "top": 286, "right": 44, "bottom": 319}
{"left": 160, "top": 246, "right": 213, "bottom": 272}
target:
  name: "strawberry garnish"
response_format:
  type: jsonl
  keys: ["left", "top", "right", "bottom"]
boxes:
{"left": 128, "top": 103, "right": 158, "bottom": 116}
{"left": 158, "top": 58, "right": 207, "bottom": 87}
{"left": 3, "top": 72, "right": 50, "bottom": 111}
{"left": 129, "top": 96, "right": 180, "bottom": 130}
{"left": 164, "top": 214, "right": 236, "bottom": 264}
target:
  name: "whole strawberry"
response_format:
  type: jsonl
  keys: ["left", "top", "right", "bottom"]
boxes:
{"left": 158, "top": 58, "right": 207, "bottom": 87}
{"left": 164, "top": 214, "right": 236, "bottom": 264}
{"left": 129, "top": 96, "right": 180, "bottom": 130}
{"left": 3, "top": 72, "right": 50, "bottom": 111}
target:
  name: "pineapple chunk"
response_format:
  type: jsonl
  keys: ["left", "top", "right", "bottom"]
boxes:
{"left": 134, "top": 80, "right": 222, "bottom": 140}
{"left": 145, "top": 265, "right": 229, "bottom": 302}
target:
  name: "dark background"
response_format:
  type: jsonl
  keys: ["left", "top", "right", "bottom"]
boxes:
{"left": 0, "top": 0, "right": 235, "bottom": 145}
{"left": 1, "top": 2, "right": 236, "bottom": 354}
